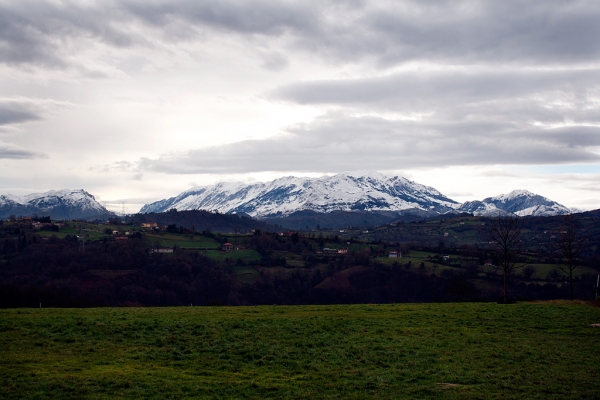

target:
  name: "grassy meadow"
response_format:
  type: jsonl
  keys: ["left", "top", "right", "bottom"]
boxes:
{"left": 2, "top": 302, "right": 600, "bottom": 399}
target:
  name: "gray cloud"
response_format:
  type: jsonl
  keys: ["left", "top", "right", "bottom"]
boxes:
{"left": 124, "top": 0, "right": 317, "bottom": 36}
{"left": 0, "top": 107, "right": 40, "bottom": 126}
{"left": 0, "top": 98, "right": 72, "bottom": 128}
{"left": 272, "top": 68, "right": 600, "bottom": 141}
{"left": 273, "top": 68, "right": 600, "bottom": 110}
{"left": 110, "top": 0, "right": 600, "bottom": 66}
{"left": 2, "top": 0, "right": 600, "bottom": 69}
{"left": 112, "top": 114, "right": 600, "bottom": 175}
{"left": 260, "top": 52, "right": 290, "bottom": 71}
{"left": 0, "top": 2, "right": 138, "bottom": 68}
{"left": 0, "top": 0, "right": 316, "bottom": 68}
{"left": 545, "top": 126, "right": 600, "bottom": 148}
{"left": 0, "top": 142, "right": 47, "bottom": 159}
{"left": 352, "top": 1, "right": 600, "bottom": 67}
{"left": 0, "top": 98, "right": 70, "bottom": 160}
{"left": 578, "top": 184, "right": 600, "bottom": 192}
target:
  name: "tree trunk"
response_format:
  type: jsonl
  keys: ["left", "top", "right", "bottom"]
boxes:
{"left": 504, "top": 270, "right": 508, "bottom": 304}
{"left": 570, "top": 270, "right": 574, "bottom": 300}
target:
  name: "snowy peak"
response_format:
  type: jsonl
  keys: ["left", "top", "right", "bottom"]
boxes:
{"left": 458, "top": 190, "right": 571, "bottom": 217}
{"left": 141, "top": 173, "right": 573, "bottom": 219}
{"left": 0, "top": 189, "right": 113, "bottom": 220}
{"left": 140, "top": 171, "right": 459, "bottom": 218}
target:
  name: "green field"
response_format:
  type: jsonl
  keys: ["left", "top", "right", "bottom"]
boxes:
{"left": 524, "top": 264, "right": 598, "bottom": 280}
{"left": 144, "top": 233, "right": 221, "bottom": 249}
{"left": 2, "top": 302, "right": 600, "bottom": 399}
{"left": 206, "top": 249, "right": 263, "bottom": 262}
{"left": 234, "top": 265, "right": 261, "bottom": 284}
{"left": 36, "top": 226, "right": 106, "bottom": 240}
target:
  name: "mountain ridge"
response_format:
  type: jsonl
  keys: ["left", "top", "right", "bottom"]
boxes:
{"left": 457, "top": 189, "right": 571, "bottom": 217}
{"left": 140, "top": 172, "right": 572, "bottom": 219}
{"left": 140, "top": 171, "right": 459, "bottom": 218}
{"left": 0, "top": 173, "right": 575, "bottom": 222}
{"left": 0, "top": 189, "right": 114, "bottom": 220}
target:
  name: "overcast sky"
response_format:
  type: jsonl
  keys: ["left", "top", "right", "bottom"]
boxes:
{"left": 1, "top": 0, "right": 600, "bottom": 212}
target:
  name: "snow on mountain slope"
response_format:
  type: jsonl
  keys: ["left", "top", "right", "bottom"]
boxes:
{"left": 0, "top": 189, "right": 113, "bottom": 219}
{"left": 140, "top": 171, "right": 459, "bottom": 218}
{"left": 457, "top": 190, "right": 571, "bottom": 217}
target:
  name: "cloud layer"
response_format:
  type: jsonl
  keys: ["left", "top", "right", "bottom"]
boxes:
{"left": 3, "top": 1, "right": 600, "bottom": 68}
{"left": 110, "top": 114, "right": 597, "bottom": 175}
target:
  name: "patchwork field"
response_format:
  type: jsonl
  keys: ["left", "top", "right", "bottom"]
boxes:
{"left": 2, "top": 302, "right": 600, "bottom": 399}
{"left": 144, "top": 233, "right": 222, "bottom": 250}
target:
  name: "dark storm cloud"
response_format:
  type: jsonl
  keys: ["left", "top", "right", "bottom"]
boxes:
{"left": 2, "top": 0, "right": 600, "bottom": 68}
{"left": 118, "top": 114, "right": 599, "bottom": 175}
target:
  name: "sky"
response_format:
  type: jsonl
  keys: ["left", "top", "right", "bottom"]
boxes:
{"left": 1, "top": 0, "right": 600, "bottom": 213}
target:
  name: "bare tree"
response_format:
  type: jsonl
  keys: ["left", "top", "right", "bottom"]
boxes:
{"left": 487, "top": 214, "right": 526, "bottom": 303}
{"left": 553, "top": 215, "right": 588, "bottom": 300}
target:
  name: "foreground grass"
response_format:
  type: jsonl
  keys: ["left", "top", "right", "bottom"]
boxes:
{"left": 1, "top": 302, "right": 600, "bottom": 399}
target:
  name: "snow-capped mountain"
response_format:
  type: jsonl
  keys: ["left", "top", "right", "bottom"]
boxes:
{"left": 457, "top": 190, "right": 571, "bottom": 217}
{"left": 0, "top": 189, "right": 113, "bottom": 220}
{"left": 140, "top": 171, "right": 459, "bottom": 218}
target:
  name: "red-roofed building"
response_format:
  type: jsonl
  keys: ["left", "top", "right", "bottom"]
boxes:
{"left": 222, "top": 243, "right": 234, "bottom": 252}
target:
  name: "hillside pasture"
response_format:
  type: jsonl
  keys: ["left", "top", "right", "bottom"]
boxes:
{"left": 206, "top": 249, "right": 262, "bottom": 263}
{"left": 234, "top": 265, "right": 261, "bottom": 284}
{"left": 144, "top": 233, "right": 221, "bottom": 249}
{"left": 2, "top": 302, "right": 600, "bottom": 399}
{"left": 36, "top": 226, "right": 105, "bottom": 241}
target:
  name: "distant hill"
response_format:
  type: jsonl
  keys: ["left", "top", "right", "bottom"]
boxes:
{"left": 0, "top": 189, "right": 114, "bottom": 220}
{"left": 263, "top": 209, "right": 440, "bottom": 230}
{"left": 128, "top": 209, "right": 278, "bottom": 233}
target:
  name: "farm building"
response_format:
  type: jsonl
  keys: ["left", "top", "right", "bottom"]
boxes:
{"left": 222, "top": 243, "right": 234, "bottom": 252}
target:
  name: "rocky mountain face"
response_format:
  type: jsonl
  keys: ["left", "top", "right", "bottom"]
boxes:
{"left": 457, "top": 190, "right": 571, "bottom": 217}
{"left": 140, "top": 171, "right": 460, "bottom": 218}
{"left": 0, "top": 189, "right": 113, "bottom": 220}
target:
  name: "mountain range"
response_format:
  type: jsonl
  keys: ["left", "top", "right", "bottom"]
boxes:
{"left": 0, "top": 172, "right": 575, "bottom": 222}
{"left": 140, "top": 171, "right": 459, "bottom": 218}
{"left": 140, "top": 171, "right": 573, "bottom": 219}
{"left": 0, "top": 189, "right": 113, "bottom": 220}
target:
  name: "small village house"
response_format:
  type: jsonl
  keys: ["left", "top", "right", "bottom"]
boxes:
{"left": 222, "top": 243, "right": 234, "bottom": 252}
